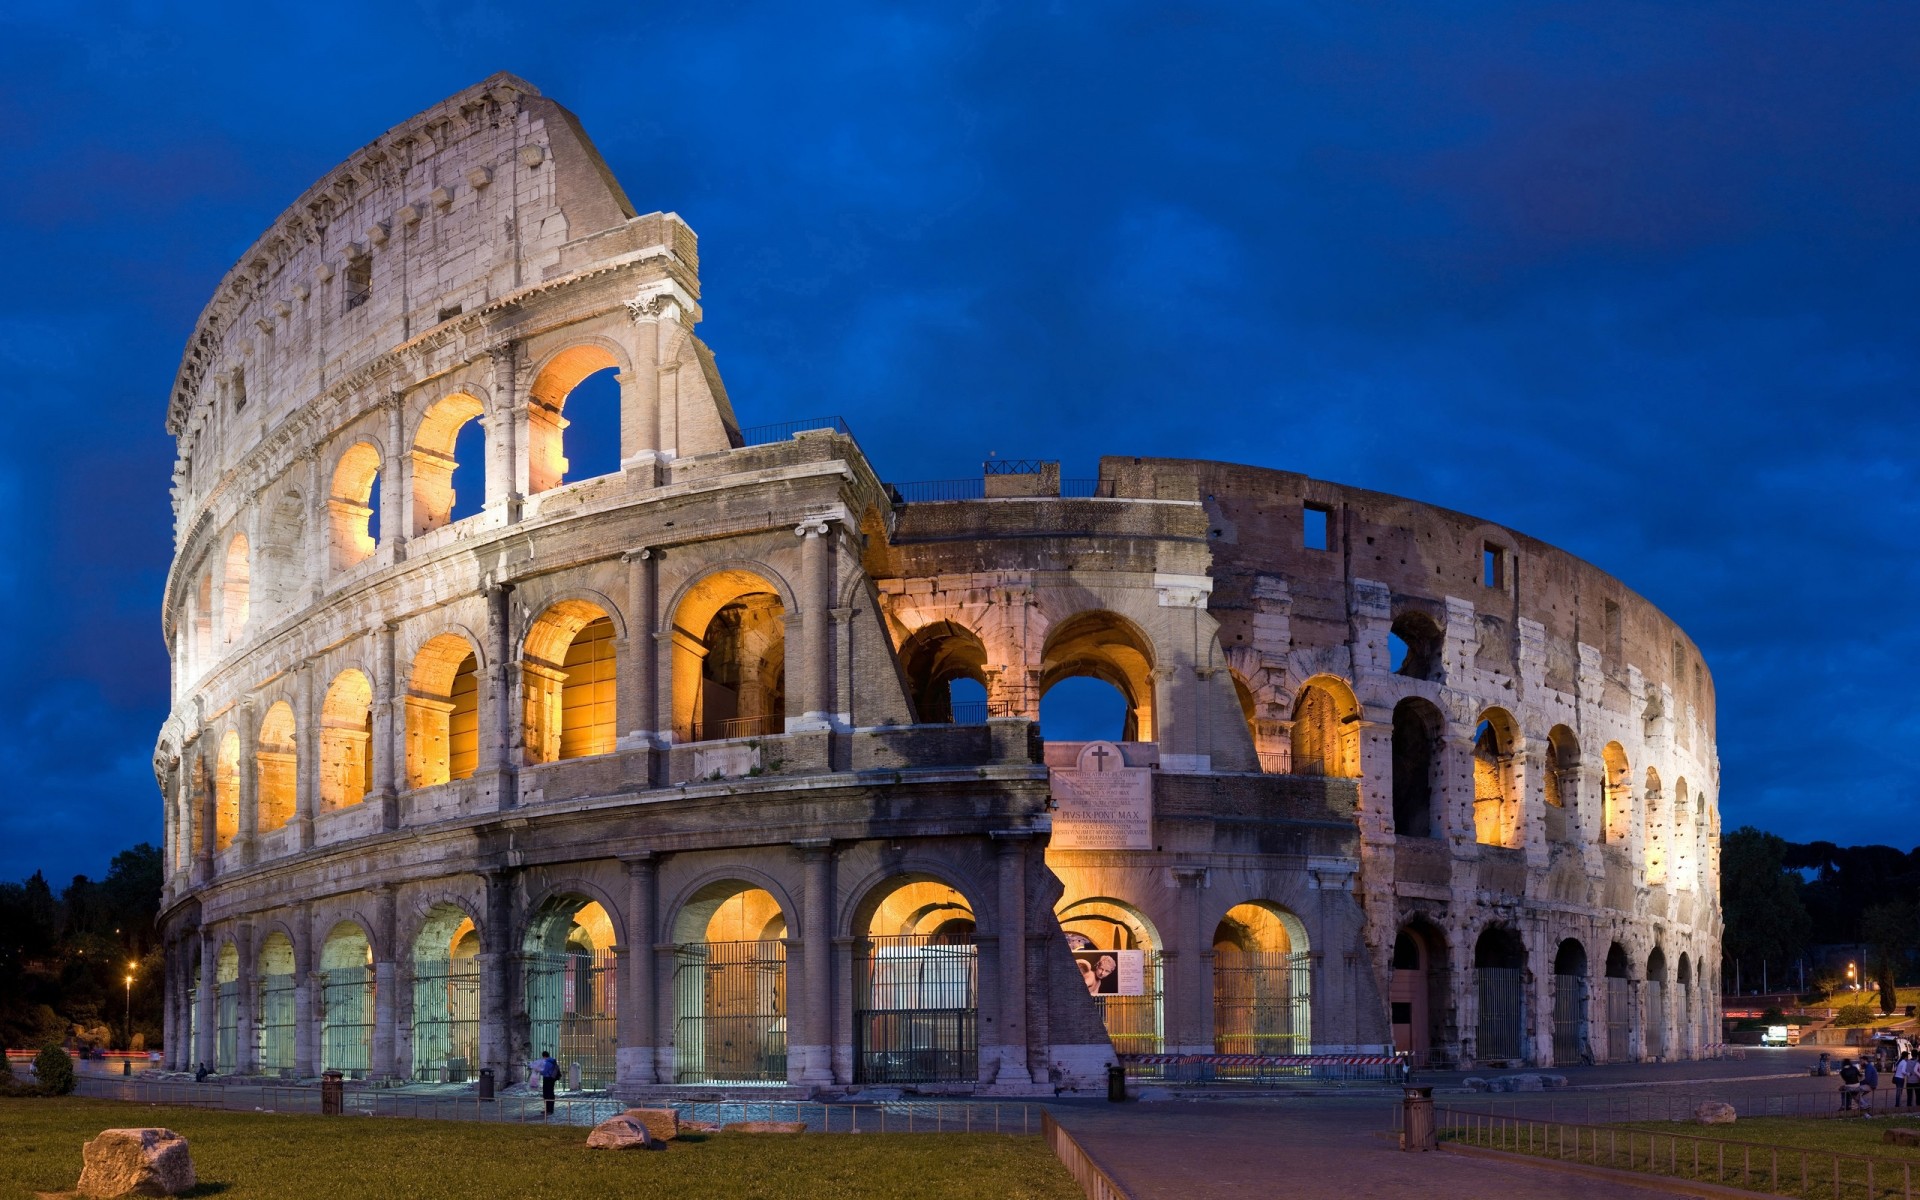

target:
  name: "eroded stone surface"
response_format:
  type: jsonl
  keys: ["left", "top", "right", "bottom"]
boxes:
{"left": 624, "top": 1108, "right": 679, "bottom": 1142}
{"left": 585, "top": 1115, "right": 656, "bottom": 1150}
{"left": 723, "top": 1121, "right": 807, "bottom": 1134}
{"left": 76, "top": 1128, "right": 195, "bottom": 1198}
{"left": 1694, "top": 1101, "right": 1737, "bottom": 1125}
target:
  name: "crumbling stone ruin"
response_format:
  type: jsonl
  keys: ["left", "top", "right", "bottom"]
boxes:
{"left": 156, "top": 75, "right": 1719, "bottom": 1094}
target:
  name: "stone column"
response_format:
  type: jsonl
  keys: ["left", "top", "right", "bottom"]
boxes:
{"left": 479, "top": 870, "right": 515, "bottom": 1084}
{"left": 371, "top": 622, "right": 400, "bottom": 830}
{"left": 194, "top": 742, "right": 215, "bottom": 884}
{"left": 619, "top": 855, "right": 658, "bottom": 1088}
{"left": 196, "top": 929, "right": 217, "bottom": 1070}
{"left": 301, "top": 451, "right": 325, "bottom": 606}
{"left": 235, "top": 699, "right": 259, "bottom": 866}
{"left": 1439, "top": 734, "right": 1478, "bottom": 849}
{"left": 992, "top": 832, "right": 1033, "bottom": 1084}
{"left": 620, "top": 296, "right": 664, "bottom": 465}
{"left": 1171, "top": 866, "right": 1211, "bottom": 1054}
{"left": 478, "top": 582, "right": 517, "bottom": 810}
{"left": 383, "top": 393, "right": 407, "bottom": 563}
{"left": 792, "top": 840, "right": 834, "bottom": 1085}
{"left": 292, "top": 909, "right": 316, "bottom": 1077}
{"left": 161, "top": 940, "right": 178, "bottom": 1069}
{"left": 486, "top": 343, "right": 525, "bottom": 522}
{"left": 236, "top": 924, "right": 257, "bottom": 1074}
{"left": 371, "top": 886, "right": 398, "bottom": 1079}
{"left": 619, "top": 550, "right": 659, "bottom": 757}
{"left": 795, "top": 521, "right": 835, "bottom": 731}
{"left": 294, "top": 659, "right": 317, "bottom": 850}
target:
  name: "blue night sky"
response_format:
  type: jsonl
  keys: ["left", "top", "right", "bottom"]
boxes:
{"left": 0, "top": 3, "right": 1914, "bottom": 883}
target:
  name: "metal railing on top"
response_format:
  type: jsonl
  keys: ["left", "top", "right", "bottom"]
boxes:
{"left": 982, "top": 459, "right": 1053, "bottom": 475}
{"left": 686, "top": 715, "right": 783, "bottom": 742}
{"left": 1436, "top": 1104, "right": 1917, "bottom": 1200}
{"left": 737, "top": 416, "right": 853, "bottom": 447}
{"left": 1060, "top": 478, "right": 1118, "bottom": 498}
{"left": 888, "top": 479, "right": 986, "bottom": 504}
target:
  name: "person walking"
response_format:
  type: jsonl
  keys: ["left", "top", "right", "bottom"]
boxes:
{"left": 537, "top": 1051, "right": 559, "bottom": 1117}
{"left": 1895, "top": 1052, "right": 1912, "bottom": 1108}
{"left": 1865, "top": 1057, "right": 1881, "bottom": 1112}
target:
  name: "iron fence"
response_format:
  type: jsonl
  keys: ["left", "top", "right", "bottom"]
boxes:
{"left": 320, "top": 967, "right": 373, "bottom": 1077}
{"left": 855, "top": 935, "right": 978, "bottom": 1084}
{"left": 1060, "top": 478, "right": 1119, "bottom": 498}
{"left": 687, "top": 715, "right": 783, "bottom": 742}
{"left": 1436, "top": 1104, "right": 1920, "bottom": 1200}
{"left": 75, "top": 1076, "right": 1041, "bottom": 1134}
{"left": 1213, "top": 950, "right": 1311, "bottom": 1060}
{"left": 411, "top": 961, "right": 480, "bottom": 1081}
{"left": 1477, "top": 967, "right": 1524, "bottom": 1061}
{"left": 888, "top": 479, "right": 986, "bottom": 504}
{"left": 214, "top": 981, "right": 239, "bottom": 1073}
{"left": 1606, "top": 977, "right": 1632, "bottom": 1061}
{"left": 1647, "top": 980, "right": 1668, "bottom": 1059}
{"left": 673, "top": 939, "right": 788, "bottom": 1083}
{"left": 1103, "top": 951, "right": 1164, "bottom": 1057}
{"left": 737, "top": 416, "right": 854, "bottom": 446}
{"left": 1551, "top": 973, "right": 1584, "bottom": 1065}
{"left": 258, "top": 973, "right": 296, "bottom": 1074}
{"left": 525, "top": 950, "right": 618, "bottom": 1088}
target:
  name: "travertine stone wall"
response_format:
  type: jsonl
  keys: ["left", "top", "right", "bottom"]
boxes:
{"left": 158, "top": 76, "right": 1719, "bottom": 1092}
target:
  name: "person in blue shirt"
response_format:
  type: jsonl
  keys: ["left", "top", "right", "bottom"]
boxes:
{"left": 537, "top": 1051, "right": 559, "bottom": 1116}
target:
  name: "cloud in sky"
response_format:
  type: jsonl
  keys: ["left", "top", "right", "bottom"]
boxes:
{"left": 0, "top": 0, "right": 1914, "bottom": 880}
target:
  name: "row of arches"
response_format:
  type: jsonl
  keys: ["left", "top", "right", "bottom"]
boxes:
{"left": 176, "top": 348, "right": 626, "bottom": 678}
{"left": 1390, "top": 921, "right": 1708, "bottom": 1066}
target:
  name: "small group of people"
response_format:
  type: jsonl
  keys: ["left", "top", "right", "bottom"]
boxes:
{"left": 1838, "top": 1050, "right": 1920, "bottom": 1116}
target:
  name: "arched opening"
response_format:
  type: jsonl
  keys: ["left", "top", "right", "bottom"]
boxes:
{"left": 527, "top": 345, "right": 622, "bottom": 494}
{"left": 411, "top": 904, "right": 480, "bottom": 1082}
{"left": 1644, "top": 768, "right": 1667, "bottom": 885}
{"left": 1213, "top": 902, "right": 1311, "bottom": 1058}
{"left": 1038, "top": 611, "right": 1156, "bottom": 743}
{"left": 523, "top": 896, "right": 618, "bottom": 1088}
{"left": 255, "top": 490, "right": 305, "bottom": 627}
{"left": 214, "top": 942, "right": 239, "bottom": 1073}
{"left": 1473, "top": 926, "right": 1526, "bottom": 1065}
{"left": 222, "top": 532, "right": 250, "bottom": 643}
{"left": 328, "top": 442, "right": 382, "bottom": 573}
{"left": 1392, "top": 698, "right": 1443, "bottom": 838}
{"left": 671, "top": 882, "right": 789, "bottom": 1083}
{"left": 670, "top": 571, "right": 786, "bottom": 743}
{"left": 320, "top": 670, "right": 373, "bottom": 811}
{"left": 1059, "top": 898, "right": 1164, "bottom": 1055}
{"left": 1290, "top": 677, "right": 1359, "bottom": 778}
{"left": 192, "top": 568, "right": 213, "bottom": 673}
{"left": 1645, "top": 947, "right": 1668, "bottom": 1060}
{"left": 853, "top": 875, "right": 978, "bottom": 1084}
{"left": 898, "top": 621, "right": 990, "bottom": 724}
{"left": 1551, "top": 939, "right": 1589, "bottom": 1066}
{"left": 1604, "top": 943, "right": 1632, "bottom": 1062}
{"left": 1676, "top": 953, "right": 1695, "bottom": 1058}
{"left": 411, "top": 392, "right": 487, "bottom": 535}
{"left": 524, "top": 601, "right": 618, "bottom": 763}
{"left": 1391, "top": 921, "right": 1448, "bottom": 1064}
{"left": 1039, "top": 676, "right": 1132, "bottom": 741}
{"left": 406, "top": 634, "right": 481, "bottom": 787}
{"left": 1389, "top": 611, "right": 1444, "bottom": 681}
{"left": 320, "top": 921, "right": 374, "bottom": 1076}
{"left": 1544, "top": 725, "right": 1579, "bottom": 844}
{"left": 256, "top": 701, "right": 297, "bottom": 834}
{"left": 1471, "top": 709, "right": 1521, "bottom": 848}
{"left": 214, "top": 730, "right": 240, "bottom": 852}
{"left": 1601, "top": 743, "right": 1631, "bottom": 845}
{"left": 257, "top": 932, "right": 296, "bottom": 1075}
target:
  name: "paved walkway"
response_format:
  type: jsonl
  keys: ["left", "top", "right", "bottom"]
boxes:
{"left": 1052, "top": 1097, "right": 1680, "bottom": 1199}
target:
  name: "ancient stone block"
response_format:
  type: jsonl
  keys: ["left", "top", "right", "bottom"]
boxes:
{"left": 77, "top": 1128, "right": 196, "bottom": 1198}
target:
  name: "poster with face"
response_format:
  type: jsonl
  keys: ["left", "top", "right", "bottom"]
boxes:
{"left": 1073, "top": 949, "right": 1146, "bottom": 996}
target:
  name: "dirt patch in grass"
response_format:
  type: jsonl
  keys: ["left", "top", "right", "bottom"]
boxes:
{"left": 0, "top": 1098, "right": 1080, "bottom": 1200}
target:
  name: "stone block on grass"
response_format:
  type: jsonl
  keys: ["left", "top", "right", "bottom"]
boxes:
{"left": 1884, "top": 1128, "right": 1920, "bottom": 1146}
{"left": 77, "top": 1128, "right": 196, "bottom": 1197}
{"left": 723, "top": 1121, "right": 808, "bottom": 1134}
{"left": 624, "top": 1108, "right": 680, "bottom": 1142}
{"left": 1694, "top": 1101, "right": 1737, "bottom": 1125}
{"left": 585, "top": 1114, "right": 657, "bottom": 1150}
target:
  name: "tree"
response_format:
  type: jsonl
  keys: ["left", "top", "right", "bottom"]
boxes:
{"left": 1861, "top": 901, "right": 1916, "bottom": 1015}
{"left": 1721, "top": 826, "right": 1812, "bottom": 987}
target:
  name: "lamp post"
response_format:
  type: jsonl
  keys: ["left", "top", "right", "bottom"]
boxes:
{"left": 124, "top": 964, "right": 136, "bottom": 1050}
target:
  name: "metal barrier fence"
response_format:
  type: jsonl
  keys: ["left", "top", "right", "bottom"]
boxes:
{"left": 737, "top": 417, "right": 854, "bottom": 446}
{"left": 1123, "top": 1053, "right": 1407, "bottom": 1086}
{"left": 1042, "top": 1111, "right": 1133, "bottom": 1200}
{"left": 75, "top": 1077, "right": 1039, "bottom": 1134}
{"left": 1437, "top": 1104, "right": 1919, "bottom": 1200}
{"left": 1393, "top": 1085, "right": 1863, "bottom": 1128}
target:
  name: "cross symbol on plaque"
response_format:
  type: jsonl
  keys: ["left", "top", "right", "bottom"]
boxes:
{"left": 1089, "top": 745, "right": 1112, "bottom": 772}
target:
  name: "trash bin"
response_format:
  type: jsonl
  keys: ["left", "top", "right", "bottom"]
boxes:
{"left": 1107, "top": 1064, "right": 1127, "bottom": 1103}
{"left": 478, "top": 1067, "right": 495, "bottom": 1100}
{"left": 321, "top": 1070, "right": 344, "bottom": 1116}
{"left": 1401, "top": 1086, "right": 1437, "bottom": 1152}
{"left": 122, "top": 1059, "right": 132, "bottom": 1076}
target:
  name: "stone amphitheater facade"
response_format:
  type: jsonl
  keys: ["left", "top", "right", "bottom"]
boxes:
{"left": 156, "top": 75, "right": 1721, "bottom": 1095}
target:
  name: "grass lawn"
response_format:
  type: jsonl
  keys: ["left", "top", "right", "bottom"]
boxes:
{"left": 0, "top": 1098, "right": 1081, "bottom": 1200}
{"left": 1621, "top": 1113, "right": 1920, "bottom": 1162}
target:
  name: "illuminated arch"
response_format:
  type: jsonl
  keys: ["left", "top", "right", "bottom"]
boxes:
{"left": 1212, "top": 901, "right": 1311, "bottom": 1055}
{"left": 1544, "top": 725, "right": 1580, "bottom": 843}
{"left": 214, "top": 729, "right": 240, "bottom": 851}
{"left": 669, "top": 879, "right": 791, "bottom": 1083}
{"left": 1289, "top": 675, "right": 1359, "bottom": 778}
{"left": 523, "top": 599, "right": 619, "bottom": 763}
{"left": 1601, "top": 742, "right": 1631, "bottom": 845}
{"left": 407, "top": 632, "right": 482, "bottom": 786}
{"left": 319, "top": 920, "right": 374, "bottom": 1075}
{"left": 1038, "top": 609, "right": 1156, "bottom": 742}
{"left": 1471, "top": 708, "right": 1522, "bottom": 848}
{"left": 410, "top": 392, "right": 486, "bottom": 535}
{"left": 221, "top": 532, "right": 250, "bottom": 642}
{"left": 409, "top": 901, "right": 481, "bottom": 1080}
{"left": 898, "top": 619, "right": 990, "bottom": 723}
{"left": 320, "top": 669, "right": 373, "bottom": 811}
{"left": 522, "top": 892, "right": 620, "bottom": 1087}
{"left": 256, "top": 700, "right": 297, "bottom": 834}
{"left": 526, "top": 342, "right": 626, "bottom": 495}
{"left": 328, "top": 441, "right": 382, "bottom": 572}
{"left": 669, "top": 568, "right": 787, "bottom": 743}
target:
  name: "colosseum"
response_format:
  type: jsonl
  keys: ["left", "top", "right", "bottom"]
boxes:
{"left": 155, "top": 74, "right": 1721, "bottom": 1096}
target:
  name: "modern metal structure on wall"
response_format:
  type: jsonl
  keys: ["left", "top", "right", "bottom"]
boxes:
{"left": 156, "top": 75, "right": 1721, "bottom": 1094}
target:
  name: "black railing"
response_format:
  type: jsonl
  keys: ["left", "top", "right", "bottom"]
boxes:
{"left": 687, "top": 715, "right": 784, "bottom": 742}
{"left": 737, "top": 416, "right": 853, "bottom": 446}
{"left": 888, "top": 479, "right": 986, "bottom": 504}
{"left": 1061, "top": 477, "right": 1118, "bottom": 498}
{"left": 982, "top": 458, "right": 1053, "bottom": 475}
{"left": 947, "top": 702, "right": 990, "bottom": 725}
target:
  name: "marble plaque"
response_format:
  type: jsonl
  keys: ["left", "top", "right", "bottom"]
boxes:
{"left": 1049, "top": 740, "right": 1152, "bottom": 850}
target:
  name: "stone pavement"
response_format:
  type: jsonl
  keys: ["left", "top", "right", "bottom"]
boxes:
{"left": 1051, "top": 1097, "right": 1683, "bottom": 1199}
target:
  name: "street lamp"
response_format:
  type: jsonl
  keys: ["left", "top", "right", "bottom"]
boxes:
{"left": 1848, "top": 962, "right": 1858, "bottom": 991}
{"left": 124, "top": 963, "right": 137, "bottom": 1051}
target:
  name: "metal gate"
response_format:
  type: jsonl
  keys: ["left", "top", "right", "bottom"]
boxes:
{"left": 187, "top": 986, "right": 197, "bottom": 1068}
{"left": 411, "top": 961, "right": 480, "bottom": 1081}
{"left": 525, "top": 950, "right": 618, "bottom": 1088}
{"left": 258, "top": 973, "right": 295, "bottom": 1074}
{"left": 1605, "top": 977, "right": 1632, "bottom": 1061}
{"left": 854, "top": 934, "right": 977, "bottom": 1084}
{"left": 321, "top": 966, "right": 374, "bottom": 1076}
{"left": 1476, "top": 967, "right": 1524, "bottom": 1062}
{"left": 1104, "top": 950, "right": 1165, "bottom": 1055}
{"left": 1213, "top": 951, "right": 1312, "bottom": 1056}
{"left": 673, "top": 939, "right": 787, "bottom": 1082}
{"left": 1551, "top": 974, "right": 1584, "bottom": 1064}
{"left": 214, "top": 980, "right": 239, "bottom": 1073}
{"left": 1645, "top": 980, "right": 1666, "bottom": 1059}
